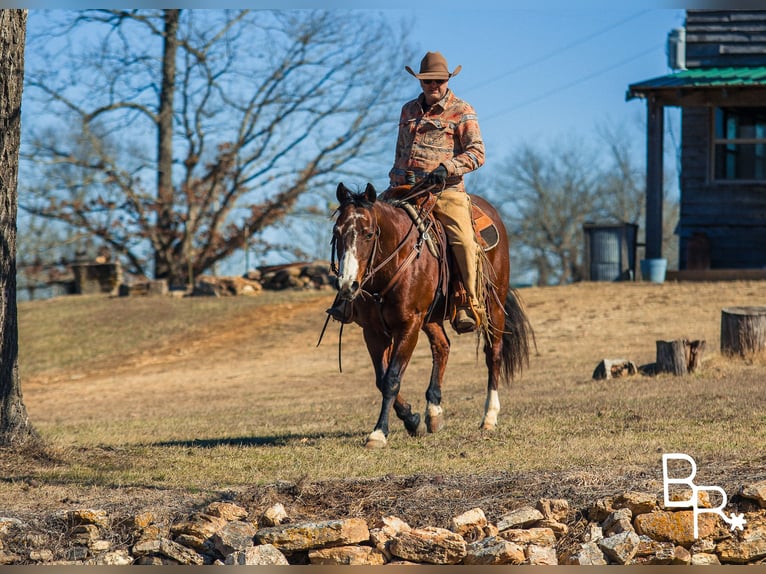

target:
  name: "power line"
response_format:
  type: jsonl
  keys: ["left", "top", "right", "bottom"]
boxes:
{"left": 482, "top": 43, "right": 663, "bottom": 121}
{"left": 465, "top": 10, "right": 651, "bottom": 94}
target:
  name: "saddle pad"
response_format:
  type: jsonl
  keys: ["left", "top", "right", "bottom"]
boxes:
{"left": 471, "top": 202, "right": 499, "bottom": 251}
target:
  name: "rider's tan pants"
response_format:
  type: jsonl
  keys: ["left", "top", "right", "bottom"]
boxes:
{"left": 432, "top": 189, "right": 480, "bottom": 308}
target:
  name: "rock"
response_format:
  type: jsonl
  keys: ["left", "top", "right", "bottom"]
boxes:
{"left": 496, "top": 506, "right": 544, "bottom": 530}
{"left": 89, "top": 540, "right": 111, "bottom": 552}
{"left": 450, "top": 507, "right": 487, "bottom": 542}
{"left": 71, "top": 524, "right": 101, "bottom": 545}
{"left": 672, "top": 545, "right": 692, "bottom": 565}
{"left": 173, "top": 533, "right": 211, "bottom": 553}
{"left": 740, "top": 481, "right": 766, "bottom": 508}
{"left": 155, "top": 538, "right": 205, "bottom": 565}
{"left": 308, "top": 545, "right": 387, "bottom": 565}
{"left": 598, "top": 530, "right": 641, "bottom": 565}
{"left": 0, "top": 518, "right": 25, "bottom": 536}
{"left": 613, "top": 491, "right": 658, "bottom": 516}
{"left": 211, "top": 520, "right": 257, "bottom": 556}
{"left": 588, "top": 497, "right": 615, "bottom": 522}
{"left": 630, "top": 537, "right": 676, "bottom": 565}
{"left": 584, "top": 522, "right": 604, "bottom": 542}
{"left": 369, "top": 516, "right": 410, "bottom": 560}
{"left": 92, "top": 549, "right": 133, "bottom": 565}
{"left": 255, "top": 518, "right": 369, "bottom": 552}
{"left": 603, "top": 507, "right": 633, "bottom": 536}
{"left": 561, "top": 542, "right": 608, "bottom": 565}
{"left": 536, "top": 518, "right": 568, "bottom": 538}
{"left": 206, "top": 501, "right": 248, "bottom": 522}
{"left": 525, "top": 544, "right": 558, "bottom": 565}
{"left": 225, "top": 544, "right": 290, "bottom": 565}
{"left": 499, "top": 527, "right": 556, "bottom": 547}
{"left": 66, "top": 546, "right": 89, "bottom": 561}
{"left": 126, "top": 511, "right": 156, "bottom": 532}
{"left": 463, "top": 536, "right": 525, "bottom": 565}
{"left": 716, "top": 521, "right": 766, "bottom": 564}
{"left": 66, "top": 509, "right": 110, "bottom": 529}
{"left": 388, "top": 526, "right": 467, "bottom": 565}
{"left": 692, "top": 552, "right": 721, "bottom": 565}
{"left": 634, "top": 510, "right": 717, "bottom": 547}
{"left": 537, "top": 498, "right": 569, "bottom": 522}
{"left": 170, "top": 513, "right": 227, "bottom": 544}
{"left": 259, "top": 503, "right": 288, "bottom": 527}
{"left": 28, "top": 549, "right": 54, "bottom": 562}
{"left": 193, "top": 275, "right": 262, "bottom": 297}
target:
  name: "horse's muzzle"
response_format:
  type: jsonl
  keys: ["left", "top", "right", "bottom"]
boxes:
{"left": 337, "top": 279, "right": 360, "bottom": 301}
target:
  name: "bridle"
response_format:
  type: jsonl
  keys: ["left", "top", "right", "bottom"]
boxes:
{"left": 331, "top": 202, "right": 421, "bottom": 304}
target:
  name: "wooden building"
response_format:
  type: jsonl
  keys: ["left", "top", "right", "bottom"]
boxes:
{"left": 627, "top": 10, "right": 766, "bottom": 275}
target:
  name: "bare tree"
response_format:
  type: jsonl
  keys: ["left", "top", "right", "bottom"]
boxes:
{"left": 21, "top": 10, "right": 413, "bottom": 286}
{"left": 489, "top": 122, "right": 681, "bottom": 285}
{"left": 494, "top": 138, "right": 604, "bottom": 285}
{"left": 0, "top": 9, "right": 38, "bottom": 446}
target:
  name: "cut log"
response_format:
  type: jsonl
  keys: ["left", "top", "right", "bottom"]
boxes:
{"left": 721, "top": 306, "right": 766, "bottom": 357}
{"left": 655, "top": 339, "right": 706, "bottom": 375}
{"left": 592, "top": 359, "right": 638, "bottom": 380}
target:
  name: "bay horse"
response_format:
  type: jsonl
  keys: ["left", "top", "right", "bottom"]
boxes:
{"left": 329, "top": 182, "right": 532, "bottom": 448}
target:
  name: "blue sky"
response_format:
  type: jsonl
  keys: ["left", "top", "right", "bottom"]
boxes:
{"left": 397, "top": 7, "right": 686, "bottom": 164}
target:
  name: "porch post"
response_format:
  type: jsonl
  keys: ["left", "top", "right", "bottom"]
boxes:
{"left": 645, "top": 96, "right": 664, "bottom": 260}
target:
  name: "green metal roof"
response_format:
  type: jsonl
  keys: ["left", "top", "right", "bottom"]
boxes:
{"left": 627, "top": 67, "right": 766, "bottom": 100}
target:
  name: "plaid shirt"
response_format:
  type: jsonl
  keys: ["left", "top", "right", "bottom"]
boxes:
{"left": 389, "top": 89, "right": 485, "bottom": 192}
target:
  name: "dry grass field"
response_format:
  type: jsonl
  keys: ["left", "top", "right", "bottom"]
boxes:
{"left": 3, "top": 280, "right": 766, "bottom": 527}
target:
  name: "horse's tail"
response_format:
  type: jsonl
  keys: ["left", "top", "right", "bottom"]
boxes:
{"left": 498, "top": 287, "right": 535, "bottom": 386}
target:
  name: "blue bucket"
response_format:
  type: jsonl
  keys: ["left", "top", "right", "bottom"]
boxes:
{"left": 640, "top": 258, "right": 667, "bottom": 283}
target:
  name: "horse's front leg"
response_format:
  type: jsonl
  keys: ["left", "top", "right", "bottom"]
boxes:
{"left": 363, "top": 323, "right": 421, "bottom": 449}
{"left": 422, "top": 321, "right": 451, "bottom": 433}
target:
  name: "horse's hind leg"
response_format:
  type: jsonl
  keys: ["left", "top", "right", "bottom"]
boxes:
{"left": 422, "top": 322, "right": 450, "bottom": 433}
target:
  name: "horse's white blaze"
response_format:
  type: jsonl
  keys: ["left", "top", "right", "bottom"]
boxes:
{"left": 337, "top": 232, "right": 359, "bottom": 293}
{"left": 482, "top": 389, "right": 500, "bottom": 428}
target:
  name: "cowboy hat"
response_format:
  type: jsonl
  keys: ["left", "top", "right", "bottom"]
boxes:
{"left": 405, "top": 51, "right": 462, "bottom": 80}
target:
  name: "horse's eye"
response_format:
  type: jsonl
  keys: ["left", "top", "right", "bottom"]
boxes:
{"left": 365, "top": 231, "right": 375, "bottom": 240}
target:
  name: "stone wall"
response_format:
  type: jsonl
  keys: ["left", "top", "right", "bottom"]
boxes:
{"left": 2, "top": 482, "right": 766, "bottom": 565}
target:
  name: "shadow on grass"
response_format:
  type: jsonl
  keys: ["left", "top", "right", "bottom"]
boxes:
{"left": 152, "top": 431, "right": 360, "bottom": 449}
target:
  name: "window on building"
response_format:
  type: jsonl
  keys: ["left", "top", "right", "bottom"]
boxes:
{"left": 713, "top": 107, "right": 766, "bottom": 181}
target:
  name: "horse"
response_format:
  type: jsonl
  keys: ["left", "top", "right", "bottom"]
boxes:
{"left": 329, "top": 182, "right": 532, "bottom": 448}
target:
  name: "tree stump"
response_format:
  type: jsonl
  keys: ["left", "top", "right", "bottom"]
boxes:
{"left": 721, "top": 306, "right": 766, "bottom": 357}
{"left": 656, "top": 339, "right": 706, "bottom": 375}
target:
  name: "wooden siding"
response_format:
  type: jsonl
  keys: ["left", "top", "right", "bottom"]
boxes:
{"left": 678, "top": 106, "right": 766, "bottom": 270}
{"left": 685, "top": 10, "right": 766, "bottom": 68}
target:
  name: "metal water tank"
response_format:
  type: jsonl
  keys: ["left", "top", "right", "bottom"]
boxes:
{"left": 583, "top": 223, "right": 638, "bottom": 282}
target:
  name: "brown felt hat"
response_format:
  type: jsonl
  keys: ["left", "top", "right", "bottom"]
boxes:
{"left": 405, "top": 51, "right": 462, "bottom": 80}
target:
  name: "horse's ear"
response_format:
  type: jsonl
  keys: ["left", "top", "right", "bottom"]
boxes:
{"left": 364, "top": 183, "right": 377, "bottom": 203}
{"left": 336, "top": 182, "right": 350, "bottom": 204}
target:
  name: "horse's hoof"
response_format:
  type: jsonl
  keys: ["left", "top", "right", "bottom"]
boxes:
{"left": 480, "top": 421, "right": 496, "bottom": 432}
{"left": 364, "top": 430, "right": 387, "bottom": 449}
{"left": 425, "top": 403, "right": 444, "bottom": 433}
{"left": 411, "top": 418, "right": 427, "bottom": 437}
{"left": 426, "top": 414, "right": 444, "bottom": 434}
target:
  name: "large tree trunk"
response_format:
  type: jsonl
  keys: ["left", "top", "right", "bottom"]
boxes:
{"left": 154, "top": 9, "right": 180, "bottom": 285}
{"left": 0, "top": 9, "right": 37, "bottom": 445}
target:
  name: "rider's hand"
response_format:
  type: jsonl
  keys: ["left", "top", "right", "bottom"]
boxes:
{"left": 425, "top": 164, "right": 448, "bottom": 186}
